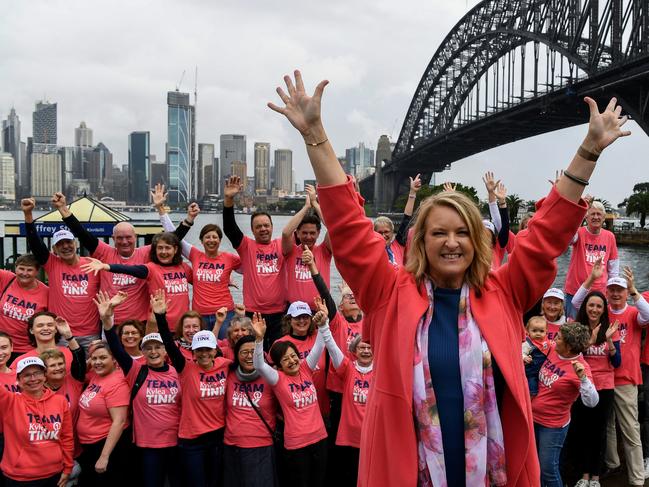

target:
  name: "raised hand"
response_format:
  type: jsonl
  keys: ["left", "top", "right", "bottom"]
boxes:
{"left": 187, "top": 202, "right": 200, "bottom": 223}
{"left": 305, "top": 184, "right": 318, "bottom": 206}
{"left": 301, "top": 245, "right": 314, "bottom": 266}
{"left": 589, "top": 324, "right": 601, "bottom": 345}
{"left": 409, "top": 174, "right": 422, "bottom": 193}
{"left": 54, "top": 317, "right": 73, "bottom": 340}
{"left": 571, "top": 360, "right": 586, "bottom": 379}
{"left": 151, "top": 183, "right": 167, "bottom": 209}
{"left": 51, "top": 192, "right": 67, "bottom": 210}
{"left": 606, "top": 320, "right": 619, "bottom": 340}
{"left": 234, "top": 303, "right": 246, "bottom": 316}
{"left": 314, "top": 296, "right": 328, "bottom": 317}
{"left": 583, "top": 194, "right": 594, "bottom": 206}
{"left": 215, "top": 307, "right": 228, "bottom": 323}
{"left": 494, "top": 182, "right": 507, "bottom": 202}
{"left": 93, "top": 291, "right": 115, "bottom": 320}
{"left": 110, "top": 291, "right": 128, "bottom": 308}
{"left": 590, "top": 257, "right": 604, "bottom": 281}
{"left": 482, "top": 172, "right": 498, "bottom": 195}
{"left": 312, "top": 309, "right": 327, "bottom": 327}
{"left": 548, "top": 170, "right": 563, "bottom": 187}
{"left": 80, "top": 257, "right": 108, "bottom": 276}
{"left": 21, "top": 198, "right": 35, "bottom": 213}
{"left": 224, "top": 176, "right": 242, "bottom": 200}
{"left": 583, "top": 97, "right": 631, "bottom": 154}
{"left": 150, "top": 289, "right": 167, "bottom": 315}
{"left": 251, "top": 312, "right": 266, "bottom": 341}
{"left": 268, "top": 70, "right": 329, "bottom": 137}
{"left": 624, "top": 266, "right": 637, "bottom": 294}
{"left": 443, "top": 182, "right": 456, "bottom": 192}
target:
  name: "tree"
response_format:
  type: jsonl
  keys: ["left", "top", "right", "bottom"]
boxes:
{"left": 393, "top": 182, "right": 479, "bottom": 212}
{"left": 506, "top": 194, "right": 524, "bottom": 224}
{"left": 595, "top": 199, "right": 613, "bottom": 213}
{"left": 525, "top": 200, "right": 537, "bottom": 212}
{"left": 624, "top": 183, "right": 649, "bottom": 228}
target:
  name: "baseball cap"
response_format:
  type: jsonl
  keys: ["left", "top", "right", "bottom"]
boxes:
{"left": 140, "top": 333, "right": 164, "bottom": 349}
{"left": 16, "top": 356, "right": 46, "bottom": 375}
{"left": 543, "top": 288, "right": 565, "bottom": 301}
{"left": 482, "top": 220, "right": 496, "bottom": 234}
{"left": 191, "top": 330, "right": 217, "bottom": 350}
{"left": 607, "top": 277, "right": 627, "bottom": 289}
{"left": 52, "top": 230, "right": 75, "bottom": 246}
{"left": 286, "top": 301, "right": 312, "bottom": 317}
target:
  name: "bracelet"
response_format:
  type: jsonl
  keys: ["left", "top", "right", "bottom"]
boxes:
{"left": 183, "top": 219, "right": 194, "bottom": 227}
{"left": 408, "top": 194, "right": 416, "bottom": 199}
{"left": 65, "top": 336, "right": 75, "bottom": 342}
{"left": 305, "top": 138, "right": 328, "bottom": 147}
{"left": 577, "top": 145, "right": 600, "bottom": 162}
{"left": 563, "top": 170, "right": 589, "bottom": 186}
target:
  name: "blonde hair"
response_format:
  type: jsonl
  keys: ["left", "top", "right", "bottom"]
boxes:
{"left": 373, "top": 216, "right": 394, "bottom": 232}
{"left": 590, "top": 201, "right": 605, "bottom": 213}
{"left": 405, "top": 191, "right": 492, "bottom": 290}
{"left": 39, "top": 348, "right": 65, "bottom": 364}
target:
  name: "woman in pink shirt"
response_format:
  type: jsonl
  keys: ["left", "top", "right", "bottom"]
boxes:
{"left": 13, "top": 312, "right": 74, "bottom": 374}
{"left": 541, "top": 288, "right": 567, "bottom": 341}
{"left": 215, "top": 313, "right": 254, "bottom": 361}
{"left": 174, "top": 311, "right": 205, "bottom": 362}
{"left": 118, "top": 319, "right": 145, "bottom": 364}
{"left": 76, "top": 341, "right": 131, "bottom": 487}
{"left": 0, "top": 332, "right": 17, "bottom": 393}
{"left": 252, "top": 307, "right": 342, "bottom": 487}
{"left": 224, "top": 334, "right": 278, "bottom": 486}
{"left": 567, "top": 291, "right": 620, "bottom": 487}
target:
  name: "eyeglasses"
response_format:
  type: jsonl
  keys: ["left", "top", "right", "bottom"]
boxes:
{"left": 122, "top": 331, "right": 141, "bottom": 337}
{"left": 342, "top": 294, "right": 355, "bottom": 300}
{"left": 280, "top": 354, "right": 299, "bottom": 364}
{"left": 20, "top": 370, "right": 45, "bottom": 379}
{"left": 238, "top": 350, "right": 254, "bottom": 357}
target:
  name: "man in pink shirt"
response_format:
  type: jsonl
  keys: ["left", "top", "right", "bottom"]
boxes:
{"left": 223, "top": 176, "right": 286, "bottom": 350}
{"left": 564, "top": 201, "right": 619, "bottom": 318}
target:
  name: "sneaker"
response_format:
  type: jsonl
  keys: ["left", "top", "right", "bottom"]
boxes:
{"left": 644, "top": 457, "right": 649, "bottom": 479}
{"left": 574, "top": 480, "right": 590, "bottom": 487}
{"left": 589, "top": 480, "right": 601, "bottom": 487}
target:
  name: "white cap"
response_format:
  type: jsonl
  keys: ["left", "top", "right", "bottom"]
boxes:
{"left": 482, "top": 220, "right": 496, "bottom": 234}
{"left": 52, "top": 230, "right": 75, "bottom": 246}
{"left": 191, "top": 330, "right": 217, "bottom": 350}
{"left": 607, "top": 277, "right": 627, "bottom": 289}
{"left": 286, "top": 301, "right": 312, "bottom": 317}
{"left": 140, "top": 333, "right": 164, "bottom": 349}
{"left": 543, "top": 288, "right": 565, "bottom": 301}
{"left": 16, "top": 356, "right": 46, "bottom": 375}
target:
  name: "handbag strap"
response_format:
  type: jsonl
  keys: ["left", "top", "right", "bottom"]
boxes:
{"left": 0, "top": 276, "right": 16, "bottom": 301}
{"left": 244, "top": 387, "right": 276, "bottom": 438}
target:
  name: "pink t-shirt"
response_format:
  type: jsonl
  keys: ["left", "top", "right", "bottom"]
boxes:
{"left": 54, "top": 378, "right": 84, "bottom": 426}
{"left": 275, "top": 333, "right": 328, "bottom": 416}
{"left": 126, "top": 362, "right": 181, "bottom": 448}
{"left": 178, "top": 358, "right": 231, "bottom": 439}
{"left": 93, "top": 243, "right": 151, "bottom": 323}
{"left": 224, "top": 372, "right": 277, "bottom": 448}
{"left": 583, "top": 330, "right": 620, "bottom": 390}
{"left": 532, "top": 347, "right": 592, "bottom": 428}
{"left": 13, "top": 347, "right": 73, "bottom": 374}
{"left": 641, "top": 292, "right": 649, "bottom": 365}
{"left": 609, "top": 305, "right": 645, "bottom": 386}
{"left": 284, "top": 243, "right": 332, "bottom": 309}
{"left": 218, "top": 339, "right": 234, "bottom": 361}
{"left": 564, "top": 227, "right": 618, "bottom": 295}
{"left": 44, "top": 256, "right": 101, "bottom": 337}
{"left": 545, "top": 320, "right": 562, "bottom": 342}
{"left": 327, "top": 313, "right": 362, "bottom": 393}
{"left": 145, "top": 262, "right": 193, "bottom": 330}
{"left": 236, "top": 237, "right": 286, "bottom": 314}
{"left": 387, "top": 240, "right": 404, "bottom": 268}
{"left": 189, "top": 248, "right": 240, "bottom": 314}
{"left": 272, "top": 362, "right": 327, "bottom": 450}
{"left": 76, "top": 371, "right": 130, "bottom": 444}
{"left": 0, "top": 270, "right": 49, "bottom": 352}
{"left": 335, "top": 358, "right": 373, "bottom": 448}
{"left": 0, "top": 370, "right": 18, "bottom": 394}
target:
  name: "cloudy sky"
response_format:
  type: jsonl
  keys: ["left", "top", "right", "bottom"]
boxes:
{"left": 1, "top": 0, "right": 647, "bottom": 205}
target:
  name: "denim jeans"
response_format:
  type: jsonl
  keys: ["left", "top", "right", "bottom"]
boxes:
{"left": 535, "top": 422, "right": 569, "bottom": 487}
{"left": 222, "top": 444, "right": 277, "bottom": 487}
{"left": 178, "top": 428, "right": 224, "bottom": 487}
{"left": 139, "top": 446, "right": 181, "bottom": 487}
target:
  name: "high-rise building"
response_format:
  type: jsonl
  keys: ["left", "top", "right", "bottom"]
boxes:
{"left": 198, "top": 143, "right": 215, "bottom": 197}
{"left": 129, "top": 131, "right": 150, "bottom": 203}
{"left": 150, "top": 159, "right": 167, "bottom": 189}
{"left": 31, "top": 152, "right": 62, "bottom": 202}
{"left": 231, "top": 161, "right": 248, "bottom": 191}
{"left": 58, "top": 147, "right": 77, "bottom": 194}
{"left": 111, "top": 165, "right": 129, "bottom": 202}
{"left": 75, "top": 121, "right": 93, "bottom": 148}
{"left": 88, "top": 142, "right": 113, "bottom": 195}
{"left": 33, "top": 101, "right": 57, "bottom": 146}
{"left": 2, "top": 108, "right": 26, "bottom": 197}
{"left": 0, "top": 152, "right": 16, "bottom": 201}
{"left": 219, "top": 134, "right": 246, "bottom": 195}
{"left": 167, "top": 91, "right": 195, "bottom": 203}
{"left": 274, "top": 149, "right": 292, "bottom": 193}
{"left": 345, "top": 142, "right": 374, "bottom": 179}
{"left": 254, "top": 142, "right": 270, "bottom": 195}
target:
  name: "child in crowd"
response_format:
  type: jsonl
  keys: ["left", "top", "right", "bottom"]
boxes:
{"left": 523, "top": 316, "right": 550, "bottom": 396}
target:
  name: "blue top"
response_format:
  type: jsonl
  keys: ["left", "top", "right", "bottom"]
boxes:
{"left": 427, "top": 287, "right": 465, "bottom": 487}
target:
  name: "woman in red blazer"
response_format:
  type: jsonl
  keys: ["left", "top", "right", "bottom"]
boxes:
{"left": 269, "top": 71, "right": 630, "bottom": 486}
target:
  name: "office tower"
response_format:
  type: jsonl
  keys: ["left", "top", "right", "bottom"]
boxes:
{"left": 254, "top": 142, "right": 270, "bottom": 194}
{"left": 88, "top": 142, "right": 113, "bottom": 195}
{"left": 111, "top": 165, "right": 129, "bottom": 202}
{"left": 129, "top": 131, "right": 150, "bottom": 203}
{"left": 31, "top": 152, "right": 62, "bottom": 202}
{"left": 33, "top": 101, "right": 57, "bottom": 146}
{"left": 274, "top": 149, "right": 292, "bottom": 193}
{"left": 345, "top": 142, "right": 375, "bottom": 179}
{"left": 2, "top": 108, "right": 26, "bottom": 197}
{"left": 219, "top": 134, "right": 246, "bottom": 195}
{"left": 75, "top": 121, "right": 93, "bottom": 148}
{"left": 167, "top": 91, "right": 195, "bottom": 203}
{"left": 58, "top": 147, "right": 77, "bottom": 194}
{"left": 150, "top": 159, "right": 167, "bottom": 189}
{"left": 231, "top": 161, "right": 247, "bottom": 191}
{"left": 0, "top": 153, "right": 16, "bottom": 201}
{"left": 198, "top": 143, "right": 215, "bottom": 197}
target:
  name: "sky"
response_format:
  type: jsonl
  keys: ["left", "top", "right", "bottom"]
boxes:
{"left": 1, "top": 0, "right": 647, "bottom": 206}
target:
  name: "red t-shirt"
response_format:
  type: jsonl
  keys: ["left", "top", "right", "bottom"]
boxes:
{"left": 44, "top": 256, "right": 101, "bottom": 337}
{"left": 93, "top": 243, "right": 151, "bottom": 323}
{"left": 284, "top": 243, "right": 332, "bottom": 309}
{"left": 236, "top": 237, "right": 286, "bottom": 314}
{"left": 12, "top": 347, "right": 73, "bottom": 375}
{"left": 565, "top": 227, "right": 618, "bottom": 295}
{"left": 224, "top": 372, "right": 277, "bottom": 448}
{"left": 218, "top": 339, "right": 234, "bottom": 361}
{"left": 609, "top": 305, "right": 645, "bottom": 385}
{"left": 545, "top": 320, "right": 563, "bottom": 343}
{"left": 272, "top": 362, "right": 327, "bottom": 450}
{"left": 275, "top": 333, "right": 329, "bottom": 415}
{"left": 189, "top": 248, "right": 240, "bottom": 314}
{"left": 532, "top": 347, "right": 592, "bottom": 428}
{"left": 327, "top": 313, "right": 362, "bottom": 393}
{"left": 145, "top": 262, "right": 193, "bottom": 329}
{"left": 0, "top": 270, "right": 49, "bottom": 353}
{"left": 177, "top": 358, "right": 231, "bottom": 439}
{"left": 76, "top": 371, "right": 130, "bottom": 444}
{"left": 126, "top": 362, "right": 181, "bottom": 447}
{"left": 334, "top": 358, "right": 373, "bottom": 448}
{"left": 583, "top": 330, "right": 619, "bottom": 390}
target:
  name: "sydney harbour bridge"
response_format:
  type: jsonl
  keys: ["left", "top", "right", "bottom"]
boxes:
{"left": 361, "top": 0, "right": 649, "bottom": 210}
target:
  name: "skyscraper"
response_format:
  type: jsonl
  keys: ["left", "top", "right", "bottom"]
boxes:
{"left": 0, "top": 152, "right": 16, "bottom": 202}
{"left": 254, "top": 142, "right": 270, "bottom": 195}
{"left": 31, "top": 152, "right": 62, "bottom": 202}
{"left": 231, "top": 161, "right": 248, "bottom": 191}
{"left": 219, "top": 134, "right": 246, "bottom": 195}
{"left": 274, "top": 149, "right": 292, "bottom": 193}
{"left": 58, "top": 147, "right": 77, "bottom": 194}
{"left": 198, "top": 143, "right": 215, "bottom": 197}
{"left": 88, "top": 142, "right": 113, "bottom": 195}
{"left": 33, "top": 101, "right": 57, "bottom": 146}
{"left": 2, "top": 108, "right": 26, "bottom": 197}
{"left": 75, "top": 121, "right": 93, "bottom": 148}
{"left": 167, "top": 91, "right": 195, "bottom": 203}
{"left": 345, "top": 142, "right": 374, "bottom": 179}
{"left": 129, "top": 131, "right": 150, "bottom": 203}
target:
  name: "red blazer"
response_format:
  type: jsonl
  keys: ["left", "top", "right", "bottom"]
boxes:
{"left": 318, "top": 179, "right": 586, "bottom": 487}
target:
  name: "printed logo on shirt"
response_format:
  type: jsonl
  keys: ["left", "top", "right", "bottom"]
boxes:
{"left": 144, "top": 379, "right": 179, "bottom": 404}
{"left": 112, "top": 274, "right": 137, "bottom": 287}
{"left": 198, "top": 371, "right": 226, "bottom": 398}
{"left": 255, "top": 251, "right": 279, "bottom": 275}
{"left": 584, "top": 243, "right": 607, "bottom": 265}
{"left": 293, "top": 257, "right": 311, "bottom": 281}
{"left": 79, "top": 383, "right": 101, "bottom": 408}
{"left": 196, "top": 262, "right": 225, "bottom": 283}
{"left": 547, "top": 331, "right": 559, "bottom": 342}
{"left": 4, "top": 383, "right": 20, "bottom": 393}
{"left": 353, "top": 378, "right": 370, "bottom": 404}
{"left": 231, "top": 383, "right": 265, "bottom": 408}
{"left": 539, "top": 360, "right": 566, "bottom": 388}
{"left": 586, "top": 342, "right": 609, "bottom": 356}
{"left": 26, "top": 413, "right": 62, "bottom": 442}
{"left": 2, "top": 294, "right": 38, "bottom": 321}
{"left": 288, "top": 380, "right": 318, "bottom": 409}
{"left": 61, "top": 273, "right": 90, "bottom": 296}
{"left": 163, "top": 272, "right": 188, "bottom": 294}
{"left": 618, "top": 322, "right": 628, "bottom": 344}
